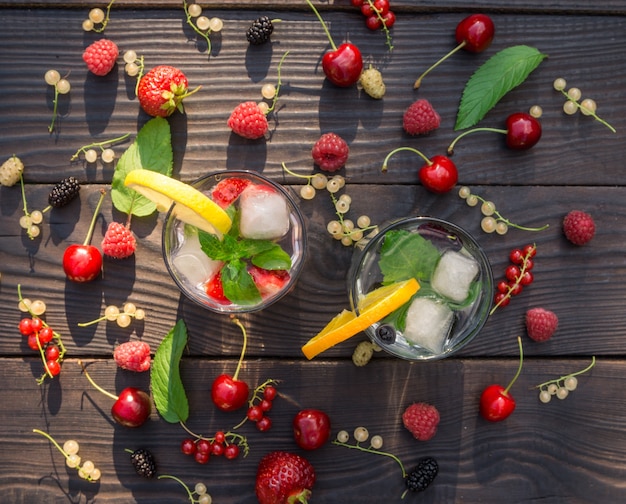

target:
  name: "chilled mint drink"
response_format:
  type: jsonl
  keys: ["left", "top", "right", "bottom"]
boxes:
{"left": 349, "top": 217, "right": 492, "bottom": 360}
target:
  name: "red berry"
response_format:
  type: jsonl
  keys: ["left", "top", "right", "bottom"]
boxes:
{"left": 102, "top": 222, "right": 137, "bottom": 259}
{"left": 520, "top": 271, "right": 534, "bottom": 286}
{"left": 211, "top": 373, "right": 250, "bottom": 412}
{"left": 194, "top": 450, "right": 210, "bottom": 465}
{"left": 505, "top": 265, "right": 521, "bottom": 282}
{"left": 45, "top": 344, "right": 60, "bottom": 361}
{"left": 206, "top": 271, "right": 231, "bottom": 304}
{"left": 196, "top": 439, "right": 211, "bottom": 454}
{"left": 38, "top": 326, "right": 54, "bottom": 344}
{"left": 181, "top": 438, "right": 196, "bottom": 455}
{"left": 525, "top": 307, "right": 558, "bottom": 342}
{"left": 256, "top": 416, "right": 272, "bottom": 432}
{"left": 509, "top": 249, "right": 524, "bottom": 264}
{"left": 260, "top": 399, "right": 273, "bottom": 412}
{"left": 311, "top": 132, "right": 349, "bottom": 172}
{"left": 138, "top": 65, "right": 196, "bottom": 118}
{"left": 248, "top": 405, "right": 264, "bottom": 422}
{"left": 403, "top": 99, "right": 441, "bottom": 136}
{"left": 382, "top": 10, "right": 396, "bottom": 28}
{"left": 18, "top": 318, "right": 34, "bottom": 336}
{"left": 508, "top": 282, "right": 523, "bottom": 296}
{"left": 30, "top": 317, "right": 43, "bottom": 333}
{"left": 505, "top": 113, "right": 542, "bottom": 150}
{"left": 360, "top": 3, "right": 375, "bottom": 16}
{"left": 523, "top": 258, "right": 534, "bottom": 270}
{"left": 321, "top": 43, "right": 363, "bottom": 88}
{"left": 365, "top": 15, "right": 382, "bottom": 30}
{"left": 248, "top": 266, "right": 291, "bottom": 299}
{"left": 293, "top": 409, "right": 331, "bottom": 451}
{"left": 224, "top": 444, "right": 240, "bottom": 460}
{"left": 227, "top": 101, "right": 269, "bottom": 139}
{"left": 563, "top": 210, "right": 595, "bottom": 246}
{"left": 402, "top": 402, "right": 440, "bottom": 441}
{"left": 45, "top": 359, "right": 61, "bottom": 377}
{"left": 211, "top": 442, "right": 224, "bottom": 456}
{"left": 497, "top": 281, "right": 509, "bottom": 294}
{"left": 214, "top": 431, "right": 226, "bottom": 444}
{"left": 82, "top": 38, "right": 119, "bottom": 76}
{"left": 263, "top": 385, "right": 277, "bottom": 401}
{"left": 419, "top": 155, "right": 458, "bottom": 194}
{"left": 493, "top": 292, "right": 510, "bottom": 307}
{"left": 114, "top": 341, "right": 151, "bottom": 372}
{"left": 455, "top": 14, "right": 495, "bottom": 53}
{"left": 27, "top": 334, "right": 41, "bottom": 351}
{"left": 373, "top": 0, "right": 390, "bottom": 15}
{"left": 351, "top": 0, "right": 364, "bottom": 6}
{"left": 255, "top": 451, "right": 315, "bottom": 504}
{"left": 210, "top": 177, "right": 251, "bottom": 209}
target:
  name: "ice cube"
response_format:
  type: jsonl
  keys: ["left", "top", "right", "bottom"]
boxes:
{"left": 403, "top": 297, "right": 454, "bottom": 354}
{"left": 239, "top": 184, "right": 290, "bottom": 240}
{"left": 431, "top": 249, "right": 479, "bottom": 303}
{"left": 172, "top": 232, "right": 223, "bottom": 287}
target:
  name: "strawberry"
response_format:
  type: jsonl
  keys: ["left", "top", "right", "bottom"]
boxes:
{"left": 255, "top": 451, "right": 315, "bottom": 504}
{"left": 114, "top": 341, "right": 151, "bottom": 372}
{"left": 311, "top": 132, "right": 349, "bottom": 172}
{"left": 82, "top": 39, "right": 119, "bottom": 76}
{"left": 402, "top": 99, "right": 441, "bottom": 136}
{"left": 206, "top": 271, "right": 230, "bottom": 304}
{"left": 402, "top": 402, "right": 440, "bottom": 441}
{"left": 137, "top": 65, "right": 200, "bottom": 117}
{"left": 248, "top": 266, "right": 291, "bottom": 298}
{"left": 102, "top": 222, "right": 136, "bottom": 259}
{"left": 525, "top": 307, "right": 558, "bottom": 342}
{"left": 562, "top": 210, "right": 595, "bottom": 245}
{"left": 210, "top": 177, "right": 252, "bottom": 208}
{"left": 227, "top": 101, "right": 269, "bottom": 139}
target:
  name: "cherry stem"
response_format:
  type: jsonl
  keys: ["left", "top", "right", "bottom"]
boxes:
{"left": 230, "top": 316, "right": 247, "bottom": 382}
{"left": 382, "top": 146, "right": 431, "bottom": 172}
{"left": 305, "top": 0, "right": 337, "bottom": 51}
{"left": 83, "top": 189, "right": 106, "bottom": 247}
{"left": 78, "top": 359, "right": 119, "bottom": 401}
{"left": 70, "top": 133, "right": 131, "bottom": 161}
{"left": 447, "top": 127, "right": 508, "bottom": 155}
{"left": 266, "top": 51, "right": 290, "bottom": 115}
{"left": 503, "top": 336, "right": 524, "bottom": 395}
{"left": 535, "top": 356, "right": 596, "bottom": 389}
{"left": 332, "top": 440, "right": 407, "bottom": 478}
{"left": 414, "top": 40, "right": 466, "bottom": 89}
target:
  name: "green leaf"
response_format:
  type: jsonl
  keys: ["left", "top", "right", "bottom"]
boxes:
{"left": 221, "top": 260, "right": 262, "bottom": 305}
{"left": 455, "top": 45, "right": 548, "bottom": 130}
{"left": 251, "top": 244, "right": 292, "bottom": 270}
{"left": 111, "top": 117, "right": 173, "bottom": 216}
{"left": 379, "top": 230, "right": 441, "bottom": 284}
{"left": 150, "top": 319, "right": 189, "bottom": 423}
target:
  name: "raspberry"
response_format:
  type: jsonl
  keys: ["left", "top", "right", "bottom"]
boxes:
{"left": 359, "top": 66, "right": 386, "bottom": 99}
{"left": 246, "top": 16, "right": 274, "bottom": 45}
{"left": 48, "top": 177, "right": 80, "bottom": 208}
{"left": 0, "top": 154, "right": 24, "bottom": 187}
{"left": 402, "top": 99, "right": 441, "bottom": 136}
{"left": 525, "top": 307, "right": 558, "bottom": 342}
{"left": 563, "top": 210, "right": 595, "bottom": 245}
{"left": 102, "top": 222, "right": 136, "bottom": 259}
{"left": 402, "top": 402, "right": 440, "bottom": 441}
{"left": 311, "top": 132, "right": 349, "bottom": 172}
{"left": 82, "top": 39, "right": 119, "bottom": 76}
{"left": 114, "top": 341, "right": 151, "bottom": 372}
{"left": 405, "top": 457, "right": 438, "bottom": 493}
{"left": 227, "top": 101, "right": 269, "bottom": 139}
{"left": 129, "top": 448, "right": 157, "bottom": 478}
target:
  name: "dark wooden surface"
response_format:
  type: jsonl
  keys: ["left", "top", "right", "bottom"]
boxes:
{"left": 1, "top": 2, "right": 625, "bottom": 503}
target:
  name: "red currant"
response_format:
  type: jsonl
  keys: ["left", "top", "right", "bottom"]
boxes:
{"left": 46, "top": 359, "right": 61, "bottom": 376}
{"left": 351, "top": 0, "right": 364, "bottom": 6}
{"left": 263, "top": 385, "right": 277, "bottom": 401}
{"left": 27, "top": 333, "right": 41, "bottom": 351}
{"left": 523, "top": 258, "right": 534, "bottom": 270}
{"left": 505, "top": 265, "right": 521, "bottom": 282}
{"left": 494, "top": 292, "right": 510, "bottom": 308}
{"left": 19, "top": 318, "right": 34, "bottom": 336}
{"left": 509, "top": 249, "right": 524, "bottom": 264}
{"left": 39, "top": 327, "right": 54, "bottom": 344}
{"left": 197, "top": 439, "right": 211, "bottom": 454}
{"left": 214, "top": 431, "right": 226, "bottom": 444}
{"left": 361, "top": 3, "right": 375, "bottom": 16}
{"left": 373, "top": 0, "right": 390, "bottom": 15}
{"left": 181, "top": 438, "right": 197, "bottom": 455}
{"left": 520, "top": 271, "right": 534, "bottom": 286}
{"left": 224, "top": 444, "right": 240, "bottom": 460}
{"left": 256, "top": 416, "right": 272, "bottom": 432}
{"left": 497, "top": 281, "right": 509, "bottom": 294}
{"left": 45, "top": 344, "right": 60, "bottom": 361}
{"left": 382, "top": 10, "right": 396, "bottom": 28}
{"left": 260, "top": 399, "right": 272, "bottom": 412}
{"left": 211, "top": 441, "right": 224, "bottom": 456}
{"left": 508, "top": 282, "right": 523, "bottom": 296}
{"left": 523, "top": 244, "right": 537, "bottom": 258}
{"left": 31, "top": 317, "right": 43, "bottom": 333}
{"left": 194, "top": 450, "right": 209, "bottom": 464}
{"left": 365, "top": 15, "right": 381, "bottom": 30}
{"left": 247, "top": 405, "right": 263, "bottom": 422}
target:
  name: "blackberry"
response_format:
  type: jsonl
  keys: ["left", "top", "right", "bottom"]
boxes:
{"left": 130, "top": 448, "right": 157, "bottom": 478}
{"left": 405, "top": 456, "right": 438, "bottom": 493}
{"left": 48, "top": 177, "right": 80, "bottom": 208}
{"left": 246, "top": 16, "right": 273, "bottom": 45}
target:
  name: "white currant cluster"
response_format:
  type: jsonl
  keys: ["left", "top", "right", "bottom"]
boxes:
{"left": 336, "top": 426, "right": 384, "bottom": 450}
{"left": 536, "top": 357, "right": 596, "bottom": 404}
{"left": 45, "top": 70, "right": 71, "bottom": 133}
{"left": 34, "top": 430, "right": 101, "bottom": 482}
{"left": 18, "top": 297, "right": 47, "bottom": 316}
{"left": 553, "top": 78, "right": 616, "bottom": 133}
{"left": 458, "top": 186, "right": 549, "bottom": 235}
{"left": 184, "top": 1, "right": 224, "bottom": 55}
{"left": 123, "top": 49, "right": 145, "bottom": 81}
{"left": 158, "top": 474, "right": 213, "bottom": 504}
{"left": 78, "top": 302, "right": 146, "bottom": 329}
{"left": 82, "top": 2, "right": 114, "bottom": 33}
{"left": 17, "top": 174, "right": 45, "bottom": 240}
{"left": 70, "top": 133, "right": 131, "bottom": 164}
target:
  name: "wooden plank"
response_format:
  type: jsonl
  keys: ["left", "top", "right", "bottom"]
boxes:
{"left": 0, "top": 357, "right": 622, "bottom": 503}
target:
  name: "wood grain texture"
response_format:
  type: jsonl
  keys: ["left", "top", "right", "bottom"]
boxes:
{"left": 0, "top": 2, "right": 625, "bottom": 504}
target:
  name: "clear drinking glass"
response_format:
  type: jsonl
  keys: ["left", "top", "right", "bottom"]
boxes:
{"left": 348, "top": 217, "right": 493, "bottom": 360}
{"left": 162, "top": 170, "right": 307, "bottom": 313}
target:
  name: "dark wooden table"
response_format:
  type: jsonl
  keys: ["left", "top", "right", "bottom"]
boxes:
{"left": 1, "top": 1, "right": 626, "bottom": 503}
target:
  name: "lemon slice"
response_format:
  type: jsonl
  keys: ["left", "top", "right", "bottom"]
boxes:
{"left": 301, "top": 278, "right": 420, "bottom": 360}
{"left": 124, "top": 169, "right": 232, "bottom": 237}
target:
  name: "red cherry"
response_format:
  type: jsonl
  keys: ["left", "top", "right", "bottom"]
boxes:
{"left": 63, "top": 189, "right": 106, "bottom": 282}
{"left": 211, "top": 373, "right": 249, "bottom": 412}
{"left": 419, "top": 155, "right": 458, "bottom": 194}
{"left": 505, "top": 112, "right": 542, "bottom": 150}
{"left": 293, "top": 409, "right": 331, "bottom": 451}
{"left": 455, "top": 14, "right": 495, "bottom": 53}
{"left": 480, "top": 337, "right": 523, "bottom": 422}
{"left": 322, "top": 43, "right": 363, "bottom": 88}
{"left": 111, "top": 387, "right": 152, "bottom": 428}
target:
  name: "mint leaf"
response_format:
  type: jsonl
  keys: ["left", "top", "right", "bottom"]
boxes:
{"left": 111, "top": 117, "right": 173, "bottom": 216}
{"left": 251, "top": 244, "right": 292, "bottom": 270}
{"left": 379, "top": 230, "right": 440, "bottom": 284}
{"left": 455, "top": 45, "right": 547, "bottom": 130}
{"left": 150, "top": 319, "right": 189, "bottom": 423}
{"left": 221, "top": 260, "right": 262, "bottom": 305}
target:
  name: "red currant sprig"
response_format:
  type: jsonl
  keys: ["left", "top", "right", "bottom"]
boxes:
{"left": 18, "top": 285, "right": 67, "bottom": 383}
{"left": 179, "top": 423, "right": 249, "bottom": 465}
{"left": 351, "top": 0, "right": 395, "bottom": 50}
{"left": 491, "top": 244, "right": 536, "bottom": 314}
{"left": 232, "top": 379, "right": 279, "bottom": 433}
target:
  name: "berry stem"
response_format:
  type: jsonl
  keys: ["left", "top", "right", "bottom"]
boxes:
{"left": 332, "top": 439, "right": 407, "bottom": 478}
{"left": 503, "top": 336, "right": 524, "bottom": 395}
{"left": 305, "top": 0, "right": 337, "bottom": 51}
{"left": 78, "top": 359, "right": 119, "bottom": 401}
{"left": 558, "top": 89, "right": 616, "bottom": 133}
{"left": 70, "top": 133, "right": 131, "bottom": 161}
{"left": 183, "top": 0, "right": 213, "bottom": 55}
{"left": 414, "top": 41, "right": 466, "bottom": 89}
{"left": 48, "top": 84, "right": 60, "bottom": 133}
{"left": 490, "top": 245, "right": 536, "bottom": 315}
{"left": 447, "top": 127, "right": 508, "bottom": 155}
{"left": 83, "top": 189, "right": 106, "bottom": 247}
{"left": 266, "top": 51, "right": 290, "bottom": 114}
{"left": 230, "top": 316, "right": 247, "bottom": 382}
{"left": 92, "top": 0, "right": 116, "bottom": 33}
{"left": 281, "top": 162, "right": 314, "bottom": 181}
{"left": 467, "top": 191, "right": 549, "bottom": 233}
{"left": 157, "top": 474, "right": 196, "bottom": 503}
{"left": 535, "top": 356, "right": 596, "bottom": 389}
{"left": 382, "top": 147, "right": 431, "bottom": 172}
{"left": 33, "top": 429, "right": 71, "bottom": 462}
{"left": 365, "top": 0, "right": 394, "bottom": 51}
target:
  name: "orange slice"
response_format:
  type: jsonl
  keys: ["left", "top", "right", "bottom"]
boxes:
{"left": 124, "top": 169, "right": 232, "bottom": 237}
{"left": 301, "top": 278, "right": 420, "bottom": 360}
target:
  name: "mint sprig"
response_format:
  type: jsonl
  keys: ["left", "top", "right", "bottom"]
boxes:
{"left": 379, "top": 229, "right": 440, "bottom": 284}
